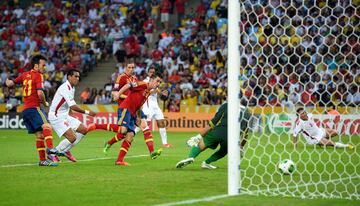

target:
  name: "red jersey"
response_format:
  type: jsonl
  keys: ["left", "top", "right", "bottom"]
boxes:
{"left": 119, "top": 81, "right": 151, "bottom": 116}
{"left": 113, "top": 73, "right": 137, "bottom": 106}
{"left": 14, "top": 69, "right": 44, "bottom": 110}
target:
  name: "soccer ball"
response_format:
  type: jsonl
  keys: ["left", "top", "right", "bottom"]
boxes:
{"left": 278, "top": 159, "right": 296, "bottom": 175}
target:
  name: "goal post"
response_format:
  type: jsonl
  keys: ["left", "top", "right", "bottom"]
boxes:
{"left": 227, "top": 0, "right": 241, "bottom": 196}
{"left": 228, "top": 0, "right": 360, "bottom": 200}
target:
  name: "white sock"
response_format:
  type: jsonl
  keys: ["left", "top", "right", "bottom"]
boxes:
{"left": 64, "top": 133, "right": 84, "bottom": 152}
{"left": 135, "top": 127, "right": 141, "bottom": 134}
{"left": 73, "top": 133, "right": 84, "bottom": 145}
{"left": 334, "top": 142, "right": 348, "bottom": 148}
{"left": 56, "top": 139, "right": 72, "bottom": 153}
{"left": 159, "top": 127, "right": 167, "bottom": 144}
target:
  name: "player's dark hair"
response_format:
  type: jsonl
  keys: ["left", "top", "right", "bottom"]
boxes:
{"left": 67, "top": 69, "right": 80, "bottom": 79}
{"left": 296, "top": 108, "right": 304, "bottom": 116}
{"left": 30, "top": 54, "right": 47, "bottom": 68}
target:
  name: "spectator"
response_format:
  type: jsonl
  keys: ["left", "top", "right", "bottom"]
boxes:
{"left": 80, "top": 87, "right": 90, "bottom": 104}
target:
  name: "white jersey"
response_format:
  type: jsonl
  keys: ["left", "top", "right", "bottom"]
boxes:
{"left": 142, "top": 76, "right": 164, "bottom": 120}
{"left": 143, "top": 76, "right": 158, "bottom": 104}
{"left": 293, "top": 113, "right": 326, "bottom": 144}
{"left": 49, "top": 81, "right": 76, "bottom": 118}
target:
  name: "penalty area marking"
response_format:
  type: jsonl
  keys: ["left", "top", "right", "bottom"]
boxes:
{"left": 153, "top": 176, "right": 360, "bottom": 206}
{"left": 0, "top": 154, "right": 148, "bottom": 168}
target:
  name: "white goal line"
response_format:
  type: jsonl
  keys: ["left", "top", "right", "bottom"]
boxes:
{"left": 0, "top": 154, "right": 148, "bottom": 168}
{"left": 154, "top": 176, "right": 360, "bottom": 206}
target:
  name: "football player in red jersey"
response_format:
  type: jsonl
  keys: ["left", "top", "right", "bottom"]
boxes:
{"left": 87, "top": 62, "right": 162, "bottom": 162}
{"left": 5, "top": 55, "right": 60, "bottom": 166}
{"left": 111, "top": 69, "right": 163, "bottom": 165}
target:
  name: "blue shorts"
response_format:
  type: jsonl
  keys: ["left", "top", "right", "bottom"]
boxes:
{"left": 117, "top": 108, "right": 136, "bottom": 134}
{"left": 22, "top": 108, "right": 48, "bottom": 134}
{"left": 139, "top": 110, "right": 147, "bottom": 119}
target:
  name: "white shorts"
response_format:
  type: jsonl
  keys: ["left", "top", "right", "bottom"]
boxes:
{"left": 142, "top": 103, "right": 164, "bottom": 121}
{"left": 49, "top": 115, "right": 81, "bottom": 138}
{"left": 161, "top": 13, "right": 169, "bottom": 22}
{"left": 305, "top": 128, "right": 326, "bottom": 145}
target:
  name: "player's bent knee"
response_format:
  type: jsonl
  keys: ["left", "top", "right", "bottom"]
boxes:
{"left": 140, "top": 119, "right": 148, "bottom": 129}
{"left": 120, "top": 126, "right": 128, "bottom": 134}
{"left": 77, "top": 124, "right": 88, "bottom": 135}
{"left": 157, "top": 121, "right": 165, "bottom": 128}
{"left": 125, "top": 133, "right": 134, "bottom": 142}
{"left": 35, "top": 132, "right": 44, "bottom": 139}
{"left": 42, "top": 123, "right": 52, "bottom": 130}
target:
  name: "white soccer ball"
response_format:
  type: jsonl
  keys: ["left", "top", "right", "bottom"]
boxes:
{"left": 278, "top": 159, "right": 296, "bottom": 175}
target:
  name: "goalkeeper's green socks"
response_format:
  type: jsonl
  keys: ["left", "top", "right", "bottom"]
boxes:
{"left": 188, "top": 146, "right": 201, "bottom": 159}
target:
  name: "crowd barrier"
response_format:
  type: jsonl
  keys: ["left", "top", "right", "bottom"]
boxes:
{"left": 1, "top": 110, "right": 358, "bottom": 135}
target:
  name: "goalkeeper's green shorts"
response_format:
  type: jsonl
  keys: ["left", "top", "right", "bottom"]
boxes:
{"left": 204, "top": 131, "right": 227, "bottom": 150}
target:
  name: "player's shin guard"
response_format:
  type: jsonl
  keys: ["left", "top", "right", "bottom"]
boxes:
{"left": 107, "top": 133, "right": 124, "bottom": 145}
{"left": 43, "top": 124, "right": 54, "bottom": 148}
{"left": 95, "top": 124, "right": 120, "bottom": 132}
{"left": 116, "top": 140, "right": 132, "bottom": 162}
{"left": 36, "top": 138, "right": 46, "bottom": 161}
{"left": 143, "top": 128, "right": 154, "bottom": 153}
{"left": 56, "top": 139, "right": 72, "bottom": 153}
{"left": 188, "top": 146, "right": 202, "bottom": 159}
{"left": 64, "top": 133, "right": 84, "bottom": 152}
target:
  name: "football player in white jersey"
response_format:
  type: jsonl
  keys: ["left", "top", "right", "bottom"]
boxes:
{"left": 141, "top": 66, "right": 171, "bottom": 148}
{"left": 48, "top": 69, "right": 97, "bottom": 162}
{"left": 293, "top": 108, "right": 353, "bottom": 149}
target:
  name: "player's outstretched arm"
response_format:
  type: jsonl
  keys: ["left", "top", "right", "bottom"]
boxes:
{"left": 37, "top": 90, "right": 49, "bottom": 107}
{"left": 118, "top": 83, "right": 132, "bottom": 96}
{"left": 70, "top": 105, "right": 97, "bottom": 117}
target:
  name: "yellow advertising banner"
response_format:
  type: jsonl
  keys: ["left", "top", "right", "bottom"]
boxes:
{"left": 152, "top": 112, "right": 215, "bottom": 132}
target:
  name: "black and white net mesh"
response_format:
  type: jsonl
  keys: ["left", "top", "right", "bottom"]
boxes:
{"left": 238, "top": 0, "right": 359, "bottom": 200}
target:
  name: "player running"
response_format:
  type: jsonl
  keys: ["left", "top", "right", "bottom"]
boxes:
{"left": 48, "top": 69, "right": 97, "bottom": 162}
{"left": 142, "top": 66, "right": 171, "bottom": 148}
{"left": 107, "top": 68, "right": 163, "bottom": 165}
{"left": 5, "top": 55, "right": 59, "bottom": 166}
{"left": 293, "top": 108, "right": 354, "bottom": 149}
{"left": 87, "top": 62, "right": 162, "bottom": 160}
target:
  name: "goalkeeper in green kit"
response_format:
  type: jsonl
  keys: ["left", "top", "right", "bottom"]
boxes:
{"left": 176, "top": 102, "right": 251, "bottom": 169}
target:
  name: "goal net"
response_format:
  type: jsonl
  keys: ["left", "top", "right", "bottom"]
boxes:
{"left": 236, "top": 0, "right": 360, "bottom": 200}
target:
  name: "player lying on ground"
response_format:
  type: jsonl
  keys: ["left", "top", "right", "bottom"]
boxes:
{"left": 5, "top": 55, "right": 59, "bottom": 166}
{"left": 87, "top": 63, "right": 162, "bottom": 160}
{"left": 293, "top": 108, "right": 354, "bottom": 149}
{"left": 88, "top": 67, "right": 163, "bottom": 166}
{"left": 48, "top": 69, "right": 97, "bottom": 162}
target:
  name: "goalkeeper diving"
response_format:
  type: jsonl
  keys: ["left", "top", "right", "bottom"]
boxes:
{"left": 175, "top": 102, "right": 251, "bottom": 169}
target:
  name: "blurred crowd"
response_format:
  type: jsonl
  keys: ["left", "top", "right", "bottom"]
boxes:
{"left": 1, "top": 0, "right": 359, "bottom": 112}
{"left": 239, "top": 0, "right": 359, "bottom": 108}
{"left": 91, "top": 0, "right": 229, "bottom": 111}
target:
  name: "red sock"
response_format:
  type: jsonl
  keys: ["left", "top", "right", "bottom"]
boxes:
{"left": 36, "top": 138, "right": 46, "bottom": 161}
{"left": 96, "top": 124, "right": 120, "bottom": 132}
{"left": 107, "top": 133, "right": 124, "bottom": 145}
{"left": 143, "top": 129, "right": 154, "bottom": 153}
{"left": 43, "top": 126, "right": 53, "bottom": 148}
{"left": 116, "top": 140, "right": 132, "bottom": 162}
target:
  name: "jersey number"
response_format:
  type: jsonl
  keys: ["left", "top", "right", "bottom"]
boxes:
{"left": 22, "top": 79, "right": 32, "bottom": 97}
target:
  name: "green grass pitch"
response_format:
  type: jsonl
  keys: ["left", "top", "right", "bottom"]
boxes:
{"left": 0, "top": 130, "right": 358, "bottom": 206}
